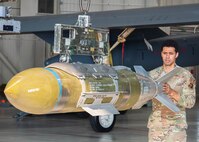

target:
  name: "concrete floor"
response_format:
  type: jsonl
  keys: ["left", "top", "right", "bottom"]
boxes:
{"left": 0, "top": 100, "right": 198, "bottom": 142}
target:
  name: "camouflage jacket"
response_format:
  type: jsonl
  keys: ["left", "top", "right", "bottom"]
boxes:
{"left": 147, "top": 66, "right": 196, "bottom": 129}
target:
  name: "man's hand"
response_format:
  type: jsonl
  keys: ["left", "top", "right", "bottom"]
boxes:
{"left": 163, "top": 83, "right": 173, "bottom": 94}
{"left": 163, "top": 83, "right": 180, "bottom": 103}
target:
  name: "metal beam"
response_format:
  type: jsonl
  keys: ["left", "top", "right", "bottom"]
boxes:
{"left": 15, "top": 4, "right": 199, "bottom": 33}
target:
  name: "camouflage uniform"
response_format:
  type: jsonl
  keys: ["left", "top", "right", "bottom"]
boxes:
{"left": 148, "top": 65, "right": 196, "bottom": 142}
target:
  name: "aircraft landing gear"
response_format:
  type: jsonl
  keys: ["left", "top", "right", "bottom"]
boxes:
{"left": 89, "top": 114, "right": 116, "bottom": 132}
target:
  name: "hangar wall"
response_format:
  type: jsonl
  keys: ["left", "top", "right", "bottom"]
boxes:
{"left": 0, "top": 0, "right": 199, "bottom": 89}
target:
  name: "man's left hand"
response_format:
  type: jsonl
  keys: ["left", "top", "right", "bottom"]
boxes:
{"left": 163, "top": 83, "right": 180, "bottom": 102}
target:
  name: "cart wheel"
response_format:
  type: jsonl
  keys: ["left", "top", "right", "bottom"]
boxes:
{"left": 89, "top": 114, "right": 116, "bottom": 132}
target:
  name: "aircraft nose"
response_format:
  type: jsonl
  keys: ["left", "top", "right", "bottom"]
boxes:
{"left": 4, "top": 68, "right": 60, "bottom": 114}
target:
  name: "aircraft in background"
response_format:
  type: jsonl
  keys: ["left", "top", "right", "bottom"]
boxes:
{"left": 14, "top": 3, "right": 199, "bottom": 70}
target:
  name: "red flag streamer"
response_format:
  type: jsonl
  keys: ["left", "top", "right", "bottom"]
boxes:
{"left": 122, "top": 42, "right": 125, "bottom": 65}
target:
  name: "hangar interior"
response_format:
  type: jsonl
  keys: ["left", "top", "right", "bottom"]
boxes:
{"left": 0, "top": 0, "right": 199, "bottom": 142}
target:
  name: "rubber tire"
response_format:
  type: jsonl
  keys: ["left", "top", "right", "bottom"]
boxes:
{"left": 89, "top": 114, "right": 116, "bottom": 132}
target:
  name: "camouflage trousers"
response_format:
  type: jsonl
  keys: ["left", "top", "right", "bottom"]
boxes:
{"left": 148, "top": 127, "right": 187, "bottom": 142}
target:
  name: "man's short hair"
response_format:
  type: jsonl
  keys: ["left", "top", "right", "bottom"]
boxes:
{"left": 161, "top": 39, "right": 179, "bottom": 53}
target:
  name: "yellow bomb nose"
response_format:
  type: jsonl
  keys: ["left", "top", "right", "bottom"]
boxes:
{"left": 4, "top": 68, "right": 60, "bottom": 114}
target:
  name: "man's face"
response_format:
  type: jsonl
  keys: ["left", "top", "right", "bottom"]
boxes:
{"left": 161, "top": 46, "right": 179, "bottom": 66}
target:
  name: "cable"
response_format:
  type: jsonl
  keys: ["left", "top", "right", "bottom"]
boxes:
{"left": 79, "top": 0, "right": 91, "bottom": 14}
